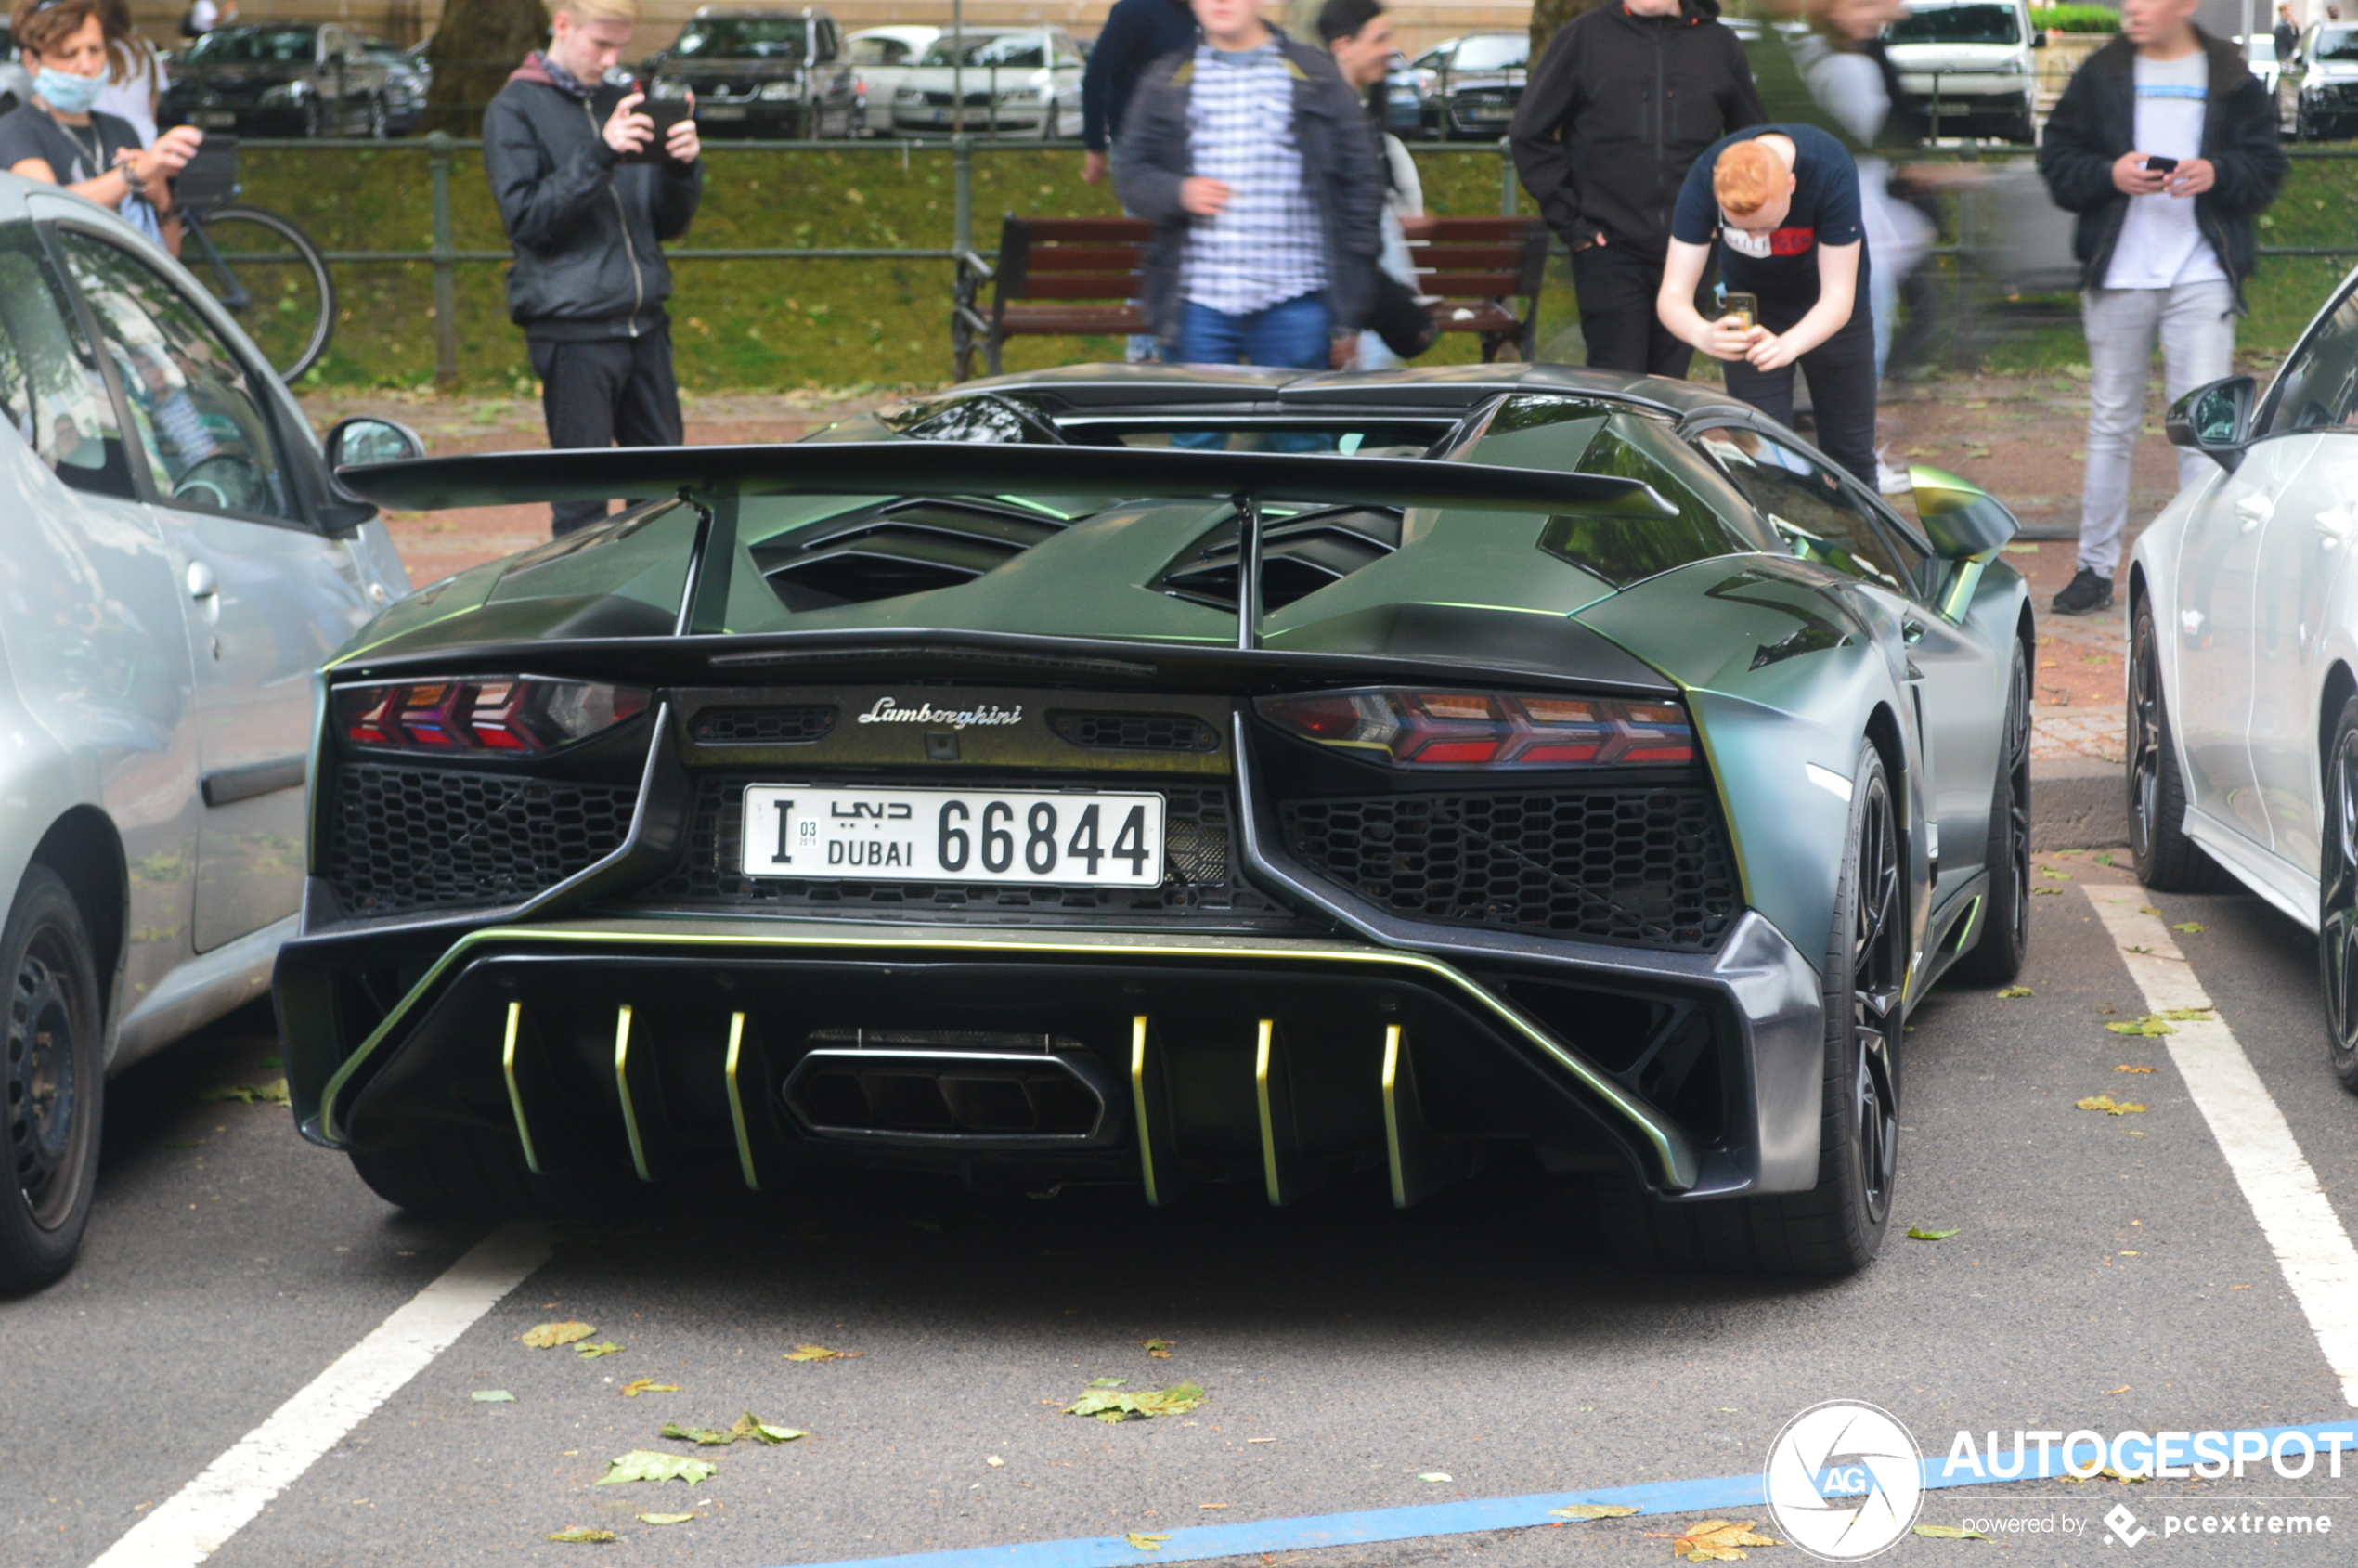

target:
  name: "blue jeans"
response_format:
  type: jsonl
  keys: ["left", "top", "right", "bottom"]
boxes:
{"left": 1173, "top": 294, "right": 1333, "bottom": 452}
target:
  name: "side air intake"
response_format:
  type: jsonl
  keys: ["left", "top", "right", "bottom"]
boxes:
{"left": 758, "top": 499, "right": 1072, "bottom": 610}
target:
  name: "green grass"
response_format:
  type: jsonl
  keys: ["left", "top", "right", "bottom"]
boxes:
{"left": 240, "top": 142, "right": 1530, "bottom": 394}
{"left": 237, "top": 141, "right": 2352, "bottom": 395}
{"left": 2029, "top": 6, "right": 2120, "bottom": 33}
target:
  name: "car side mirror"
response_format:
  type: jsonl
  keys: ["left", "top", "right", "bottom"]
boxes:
{"left": 2166, "top": 374, "right": 2257, "bottom": 473}
{"left": 323, "top": 415, "right": 424, "bottom": 504}
{"left": 1909, "top": 466, "right": 2020, "bottom": 559}
{"left": 2031, "top": 29, "right": 2047, "bottom": 46}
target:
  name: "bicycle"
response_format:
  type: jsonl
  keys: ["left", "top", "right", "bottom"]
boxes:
{"left": 172, "top": 136, "right": 338, "bottom": 383}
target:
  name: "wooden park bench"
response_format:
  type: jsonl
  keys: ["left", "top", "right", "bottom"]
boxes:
{"left": 952, "top": 213, "right": 1550, "bottom": 380}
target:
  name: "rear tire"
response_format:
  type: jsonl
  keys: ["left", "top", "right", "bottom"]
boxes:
{"left": 1596, "top": 742, "right": 1901, "bottom": 1276}
{"left": 2129, "top": 595, "right": 2235, "bottom": 891}
{"left": 1951, "top": 640, "right": 2031, "bottom": 985}
{"left": 349, "top": 1124, "right": 629, "bottom": 1222}
{"left": 2316, "top": 698, "right": 2358, "bottom": 1095}
{"left": 0, "top": 865, "right": 104, "bottom": 1295}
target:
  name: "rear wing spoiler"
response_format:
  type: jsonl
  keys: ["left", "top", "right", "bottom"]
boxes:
{"left": 335, "top": 442, "right": 1676, "bottom": 652}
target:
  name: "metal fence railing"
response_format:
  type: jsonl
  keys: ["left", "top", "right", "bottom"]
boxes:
{"left": 238, "top": 133, "right": 2358, "bottom": 385}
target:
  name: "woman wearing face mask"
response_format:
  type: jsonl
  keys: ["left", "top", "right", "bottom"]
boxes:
{"left": 0, "top": 0, "right": 201, "bottom": 250}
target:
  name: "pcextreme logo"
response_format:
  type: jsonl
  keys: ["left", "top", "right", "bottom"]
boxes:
{"left": 1763, "top": 1401, "right": 1924, "bottom": 1560}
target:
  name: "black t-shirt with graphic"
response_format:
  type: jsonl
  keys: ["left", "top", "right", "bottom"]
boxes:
{"left": 0, "top": 104, "right": 143, "bottom": 188}
{"left": 1671, "top": 122, "right": 1868, "bottom": 317}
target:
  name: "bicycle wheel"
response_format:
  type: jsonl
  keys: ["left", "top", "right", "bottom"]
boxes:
{"left": 185, "top": 204, "right": 336, "bottom": 382}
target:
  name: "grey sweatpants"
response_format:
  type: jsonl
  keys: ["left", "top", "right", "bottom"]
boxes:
{"left": 2076, "top": 279, "right": 2235, "bottom": 578}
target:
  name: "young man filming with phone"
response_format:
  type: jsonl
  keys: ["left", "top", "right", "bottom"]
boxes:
{"left": 2036, "top": 0, "right": 2283, "bottom": 616}
{"left": 485, "top": 0, "right": 704, "bottom": 535}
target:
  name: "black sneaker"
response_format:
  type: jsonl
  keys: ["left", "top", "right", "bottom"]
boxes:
{"left": 2051, "top": 567, "right": 2115, "bottom": 616}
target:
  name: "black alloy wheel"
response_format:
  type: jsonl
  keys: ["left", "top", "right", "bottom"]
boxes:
{"left": 2317, "top": 697, "right": 2358, "bottom": 1094}
{"left": 1843, "top": 755, "right": 1904, "bottom": 1233}
{"left": 2128, "top": 596, "right": 2231, "bottom": 890}
{"left": 1954, "top": 639, "right": 2031, "bottom": 984}
{"left": 0, "top": 865, "right": 102, "bottom": 1294}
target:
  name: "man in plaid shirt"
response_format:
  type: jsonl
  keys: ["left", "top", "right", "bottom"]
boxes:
{"left": 1115, "top": 0, "right": 1381, "bottom": 371}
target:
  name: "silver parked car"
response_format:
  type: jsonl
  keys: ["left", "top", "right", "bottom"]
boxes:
{"left": 890, "top": 27, "right": 1084, "bottom": 138}
{"left": 0, "top": 175, "right": 410, "bottom": 1291}
{"left": 2127, "top": 266, "right": 2358, "bottom": 1097}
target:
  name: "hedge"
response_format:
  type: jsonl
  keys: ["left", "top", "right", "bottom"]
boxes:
{"left": 2029, "top": 6, "right": 2121, "bottom": 32}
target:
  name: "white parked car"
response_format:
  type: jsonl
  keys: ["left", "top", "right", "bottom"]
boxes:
{"left": 0, "top": 174, "right": 412, "bottom": 1291}
{"left": 2126, "top": 266, "right": 2358, "bottom": 1096}
{"left": 889, "top": 27, "right": 1084, "bottom": 138}
{"left": 846, "top": 24, "right": 939, "bottom": 136}
{"left": 1884, "top": 0, "right": 2041, "bottom": 143}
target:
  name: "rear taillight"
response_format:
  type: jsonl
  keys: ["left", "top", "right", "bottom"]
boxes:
{"left": 1255, "top": 689, "right": 1695, "bottom": 769}
{"left": 335, "top": 678, "right": 651, "bottom": 755}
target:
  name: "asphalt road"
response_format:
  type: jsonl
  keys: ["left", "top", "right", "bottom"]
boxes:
{"left": 6, "top": 855, "right": 2356, "bottom": 1568}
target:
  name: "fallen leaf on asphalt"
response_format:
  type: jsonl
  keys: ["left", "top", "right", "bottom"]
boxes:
{"left": 732, "top": 1411, "right": 806, "bottom": 1444}
{"left": 2124, "top": 944, "right": 2153, "bottom": 954}
{"left": 1551, "top": 1504, "right": 1639, "bottom": 1520}
{"left": 2139, "top": 905, "right": 2162, "bottom": 916}
{"left": 2104, "top": 1387, "right": 2131, "bottom": 1396}
{"left": 1419, "top": 1472, "right": 1453, "bottom": 1483}
{"left": 1912, "top": 1524, "right": 1989, "bottom": 1540}
{"left": 662, "top": 1423, "right": 737, "bottom": 1445}
{"left": 2105, "top": 1017, "right": 2174, "bottom": 1036}
{"left": 2170, "top": 922, "right": 2204, "bottom": 933}
{"left": 1650, "top": 1520, "right": 1780, "bottom": 1561}
{"left": 2002, "top": 543, "right": 2039, "bottom": 554}
{"left": 2099, "top": 1466, "right": 2148, "bottom": 1483}
{"left": 1126, "top": 1533, "right": 1173, "bottom": 1551}
{"left": 620, "top": 1379, "right": 680, "bottom": 1398}
{"left": 1907, "top": 1226, "right": 1960, "bottom": 1240}
{"left": 472, "top": 1390, "right": 516, "bottom": 1402}
{"left": 1067, "top": 1382, "right": 1207, "bottom": 1422}
{"left": 639, "top": 1513, "right": 695, "bottom": 1525}
{"left": 2031, "top": 887, "right": 2062, "bottom": 897}
{"left": 198, "top": 1078, "right": 290, "bottom": 1104}
{"left": 2157, "top": 1007, "right": 2212, "bottom": 1020}
{"left": 2092, "top": 853, "right": 2115, "bottom": 866}
{"left": 2115, "top": 1064, "right": 2156, "bottom": 1073}
{"left": 2077, "top": 1095, "right": 2147, "bottom": 1114}
{"left": 1089, "top": 1378, "right": 1128, "bottom": 1389}
{"left": 2038, "top": 868, "right": 2073, "bottom": 881}
{"left": 577, "top": 1342, "right": 624, "bottom": 1359}
{"left": 784, "top": 1344, "right": 861, "bottom": 1361}
{"left": 1141, "top": 1339, "right": 1175, "bottom": 1358}
{"left": 521, "top": 1321, "right": 598, "bottom": 1349}
{"left": 546, "top": 1526, "right": 618, "bottom": 1543}
{"left": 1996, "top": 986, "right": 2033, "bottom": 998}
{"left": 598, "top": 1450, "right": 716, "bottom": 1486}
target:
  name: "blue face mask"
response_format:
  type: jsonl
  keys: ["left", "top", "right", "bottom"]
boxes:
{"left": 34, "top": 66, "right": 106, "bottom": 116}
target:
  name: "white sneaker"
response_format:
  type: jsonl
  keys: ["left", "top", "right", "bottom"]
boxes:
{"left": 1875, "top": 447, "right": 1911, "bottom": 495}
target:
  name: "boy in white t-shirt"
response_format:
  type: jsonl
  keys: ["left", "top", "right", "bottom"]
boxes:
{"left": 2035, "top": 0, "right": 2285, "bottom": 616}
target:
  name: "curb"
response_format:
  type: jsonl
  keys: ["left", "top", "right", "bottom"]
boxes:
{"left": 2031, "top": 753, "right": 2127, "bottom": 850}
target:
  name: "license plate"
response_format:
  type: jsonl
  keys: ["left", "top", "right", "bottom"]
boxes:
{"left": 741, "top": 785, "right": 1166, "bottom": 886}
{"left": 701, "top": 105, "right": 748, "bottom": 120}
{"left": 195, "top": 110, "right": 238, "bottom": 126}
{"left": 1468, "top": 106, "right": 1510, "bottom": 120}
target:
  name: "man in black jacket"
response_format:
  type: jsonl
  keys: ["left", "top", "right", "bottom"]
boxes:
{"left": 1509, "top": 0, "right": 1765, "bottom": 377}
{"left": 1082, "top": 0, "right": 1198, "bottom": 184}
{"left": 484, "top": 0, "right": 704, "bottom": 535}
{"left": 2036, "top": 0, "right": 2284, "bottom": 615}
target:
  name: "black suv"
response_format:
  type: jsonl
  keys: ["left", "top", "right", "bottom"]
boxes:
{"left": 644, "top": 6, "right": 860, "bottom": 138}
{"left": 162, "top": 22, "right": 394, "bottom": 137}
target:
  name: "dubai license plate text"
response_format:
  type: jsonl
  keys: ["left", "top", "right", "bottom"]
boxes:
{"left": 741, "top": 785, "right": 1166, "bottom": 886}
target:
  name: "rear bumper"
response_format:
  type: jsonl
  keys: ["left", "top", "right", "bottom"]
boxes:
{"left": 277, "top": 910, "right": 1826, "bottom": 1205}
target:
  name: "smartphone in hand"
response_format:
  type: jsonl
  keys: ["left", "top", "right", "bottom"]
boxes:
{"left": 620, "top": 84, "right": 693, "bottom": 164}
{"left": 2143, "top": 154, "right": 2180, "bottom": 174}
{"left": 1721, "top": 291, "right": 1758, "bottom": 330}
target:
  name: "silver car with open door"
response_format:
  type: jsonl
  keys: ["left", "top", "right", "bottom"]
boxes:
{"left": 0, "top": 174, "right": 411, "bottom": 1292}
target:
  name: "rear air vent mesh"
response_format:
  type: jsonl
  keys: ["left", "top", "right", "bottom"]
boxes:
{"left": 326, "top": 764, "right": 638, "bottom": 917}
{"left": 758, "top": 499, "right": 1071, "bottom": 611}
{"left": 1155, "top": 506, "right": 1401, "bottom": 611}
{"left": 1051, "top": 711, "right": 1221, "bottom": 753}
{"left": 690, "top": 706, "right": 837, "bottom": 745}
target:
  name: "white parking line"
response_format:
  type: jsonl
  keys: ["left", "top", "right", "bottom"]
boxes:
{"left": 2085, "top": 887, "right": 2358, "bottom": 1408}
{"left": 86, "top": 1220, "right": 551, "bottom": 1568}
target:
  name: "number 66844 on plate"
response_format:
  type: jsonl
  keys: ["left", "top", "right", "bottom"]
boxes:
{"left": 740, "top": 784, "right": 1167, "bottom": 887}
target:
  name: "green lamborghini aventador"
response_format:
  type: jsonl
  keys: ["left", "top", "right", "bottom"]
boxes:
{"left": 280, "top": 362, "right": 2033, "bottom": 1276}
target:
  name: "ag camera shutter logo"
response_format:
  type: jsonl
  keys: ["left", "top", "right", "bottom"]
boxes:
{"left": 1764, "top": 1400, "right": 1924, "bottom": 1560}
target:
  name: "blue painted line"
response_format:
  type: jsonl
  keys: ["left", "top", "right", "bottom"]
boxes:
{"left": 763, "top": 1423, "right": 2356, "bottom": 1568}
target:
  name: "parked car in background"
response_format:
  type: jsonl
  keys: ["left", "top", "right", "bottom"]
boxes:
{"left": 162, "top": 22, "right": 395, "bottom": 137}
{"left": 644, "top": 6, "right": 860, "bottom": 139}
{"left": 0, "top": 21, "right": 30, "bottom": 116}
{"left": 2278, "top": 21, "right": 2358, "bottom": 141}
{"left": 1884, "top": 0, "right": 2041, "bottom": 144}
{"left": 1417, "top": 32, "right": 1527, "bottom": 140}
{"left": 2126, "top": 266, "right": 2358, "bottom": 1099}
{"left": 0, "top": 172, "right": 410, "bottom": 1292}
{"left": 361, "top": 35, "right": 429, "bottom": 136}
{"left": 846, "top": 25, "right": 939, "bottom": 135}
{"left": 2235, "top": 32, "right": 2280, "bottom": 99}
{"left": 889, "top": 27, "right": 1084, "bottom": 139}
